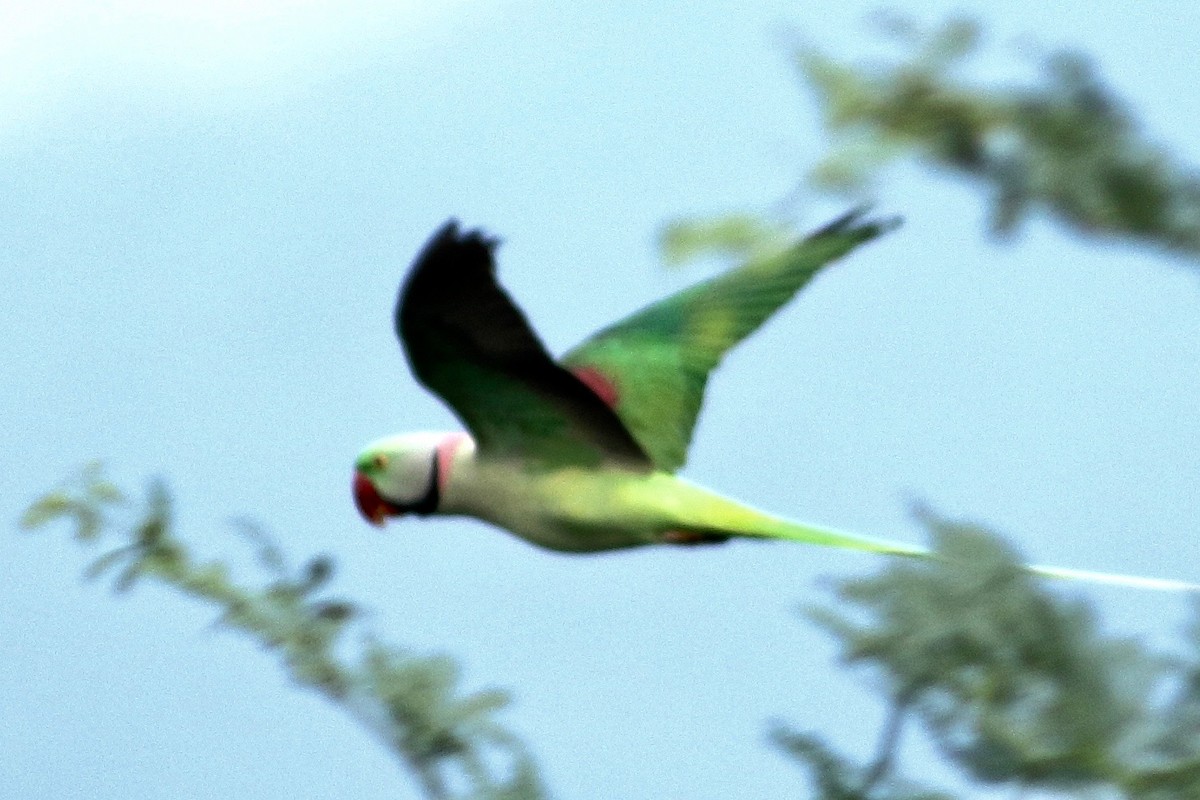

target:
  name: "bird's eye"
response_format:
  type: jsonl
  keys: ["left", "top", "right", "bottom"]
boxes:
{"left": 373, "top": 453, "right": 389, "bottom": 470}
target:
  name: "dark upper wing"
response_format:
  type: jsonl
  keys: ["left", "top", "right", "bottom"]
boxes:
{"left": 396, "top": 220, "right": 651, "bottom": 470}
{"left": 562, "top": 209, "right": 898, "bottom": 471}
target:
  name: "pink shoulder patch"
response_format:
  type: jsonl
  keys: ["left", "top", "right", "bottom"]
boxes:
{"left": 571, "top": 365, "right": 620, "bottom": 408}
{"left": 436, "top": 432, "right": 469, "bottom": 492}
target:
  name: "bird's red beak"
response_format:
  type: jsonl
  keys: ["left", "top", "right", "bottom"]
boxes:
{"left": 353, "top": 471, "right": 400, "bottom": 527}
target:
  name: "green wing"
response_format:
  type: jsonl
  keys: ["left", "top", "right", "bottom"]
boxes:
{"left": 397, "top": 221, "right": 651, "bottom": 470}
{"left": 562, "top": 209, "right": 898, "bottom": 472}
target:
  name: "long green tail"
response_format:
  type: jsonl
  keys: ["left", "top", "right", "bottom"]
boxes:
{"left": 745, "top": 517, "right": 1200, "bottom": 593}
{"left": 659, "top": 475, "right": 1197, "bottom": 592}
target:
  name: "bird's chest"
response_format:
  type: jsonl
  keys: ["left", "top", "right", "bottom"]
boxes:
{"left": 443, "top": 461, "right": 655, "bottom": 552}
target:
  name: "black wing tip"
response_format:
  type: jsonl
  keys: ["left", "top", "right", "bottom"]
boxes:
{"left": 429, "top": 218, "right": 501, "bottom": 252}
{"left": 807, "top": 206, "right": 903, "bottom": 243}
{"left": 399, "top": 219, "right": 505, "bottom": 327}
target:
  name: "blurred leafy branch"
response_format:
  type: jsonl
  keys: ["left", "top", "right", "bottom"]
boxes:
{"left": 664, "top": 15, "right": 1200, "bottom": 267}
{"left": 801, "top": 14, "right": 1200, "bottom": 257}
{"left": 20, "top": 463, "right": 547, "bottom": 800}
{"left": 774, "top": 513, "right": 1200, "bottom": 800}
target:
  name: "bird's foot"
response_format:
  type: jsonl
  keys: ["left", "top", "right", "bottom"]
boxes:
{"left": 661, "top": 529, "right": 730, "bottom": 546}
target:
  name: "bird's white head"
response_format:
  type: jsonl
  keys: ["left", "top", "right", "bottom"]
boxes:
{"left": 353, "top": 431, "right": 453, "bottom": 526}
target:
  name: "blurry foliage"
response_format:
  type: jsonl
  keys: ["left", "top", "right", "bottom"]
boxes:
{"left": 800, "top": 15, "right": 1200, "bottom": 257}
{"left": 20, "top": 465, "right": 547, "bottom": 800}
{"left": 658, "top": 214, "right": 797, "bottom": 268}
{"left": 770, "top": 723, "right": 953, "bottom": 800}
{"left": 775, "top": 510, "right": 1200, "bottom": 799}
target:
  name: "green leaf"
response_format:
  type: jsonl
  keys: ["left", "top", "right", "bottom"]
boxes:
{"left": 231, "top": 517, "right": 287, "bottom": 576}
{"left": 658, "top": 214, "right": 794, "bottom": 267}
{"left": 19, "top": 493, "right": 75, "bottom": 530}
{"left": 84, "top": 546, "right": 136, "bottom": 582}
{"left": 771, "top": 721, "right": 956, "bottom": 800}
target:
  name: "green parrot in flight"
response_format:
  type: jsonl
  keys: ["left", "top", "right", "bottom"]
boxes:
{"left": 353, "top": 212, "right": 1197, "bottom": 592}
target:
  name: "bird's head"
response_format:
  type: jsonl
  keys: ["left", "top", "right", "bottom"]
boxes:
{"left": 353, "top": 432, "right": 447, "bottom": 526}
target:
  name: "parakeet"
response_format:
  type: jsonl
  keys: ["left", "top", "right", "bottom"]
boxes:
{"left": 353, "top": 212, "right": 1197, "bottom": 592}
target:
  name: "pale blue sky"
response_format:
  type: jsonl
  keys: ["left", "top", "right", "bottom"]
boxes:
{"left": 4, "top": 2, "right": 1200, "bottom": 798}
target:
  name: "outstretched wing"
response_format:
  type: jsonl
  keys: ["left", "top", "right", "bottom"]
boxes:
{"left": 397, "top": 221, "right": 651, "bottom": 470}
{"left": 562, "top": 209, "right": 898, "bottom": 472}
